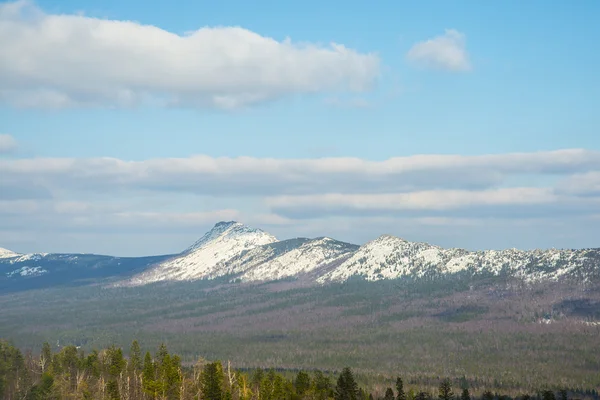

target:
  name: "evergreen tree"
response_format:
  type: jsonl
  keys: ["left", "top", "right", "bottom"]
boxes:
{"left": 314, "top": 370, "right": 332, "bottom": 400}
{"left": 252, "top": 368, "right": 264, "bottom": 389}
{"left": 107, "top": 345, "right": 126, "bottom": 378}
{"left": 385, "top": 388, "right": 395, "bottom": 400}
{"left": 460, "top": 388, "right": 470, "bottom": 400}
{"left": 26, "top": 372, "right": 55, "bottom": 400}
{"left": 106, "top": 379, "right": 120, "bottom": 400}
{"left": 295, "top": 371, "right": 311, "bottom": 396}
{"left": 439, "top": 379, "right": 453, "bottom": 400}
{"left": 142, "top": 351, "right": 158, "bottom": 397}
{"left": 396, "top": 377, "right": 406, "bottom": 400}
{"left": 129, "top": 340, "right": 142, "bottom": 373}
{"left": 202, "top": 361, "right": 224, "bottom": 400}
{"left": 156, "top": 342, "right": 169, "bottom": 366}
{"left": 334, "top": 367, "right": 359, "bottom": 400}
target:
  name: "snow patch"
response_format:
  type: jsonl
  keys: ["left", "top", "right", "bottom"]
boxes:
{"left": 6, "top": 266, "right": 48, "bottom": 278}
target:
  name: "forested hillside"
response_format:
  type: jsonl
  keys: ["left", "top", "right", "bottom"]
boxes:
{"left": 1, "top": 339, "right": 598, "bottom": 400}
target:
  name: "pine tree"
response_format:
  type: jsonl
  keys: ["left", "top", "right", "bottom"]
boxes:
{"left": 385, "top": 388, "right": 395, "bottom": 400}
{"left": 106, "top": 379, "right": 120, "bottom": 400}
{"left": 202, "top": 361, "right": 224, "bottom": 400}
{"left": 129, "top": 340, "right": 142, "bottom": 373}
{"left": 396, "top": 377, "right": 406, "bottom": 400}
{"left": 107, "top": 346, "right": 126, "bottom": 378}
{"left": 142, "top": 351, "right": 157, "bottom": 398}
{"left": 334, "top": 367, "right": 359, "bottom": 400}
{"left": 295, "top": 371, "right": 311, "bottom": 396}
{"left": 314, "top": 370, "right": 332, "bottom": 400}
{"left": 461, "top": 388, "right": 470, "bottom": 400}
{"left": 439, "top": 379, "right": 453, "bottom": 400}
{"left": 27, "top": 372, "right": 55, "bottom": 400}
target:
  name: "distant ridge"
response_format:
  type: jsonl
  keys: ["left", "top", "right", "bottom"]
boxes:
{"left": 3, "top": 221, "right": 600, "bottom": 290}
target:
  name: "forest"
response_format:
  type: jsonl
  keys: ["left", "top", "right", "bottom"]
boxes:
{"left": 1, "top": 279, "right": 600, "bottom": 392}
{"left": 1, "top": 339, "right": 599, "bottom": 400}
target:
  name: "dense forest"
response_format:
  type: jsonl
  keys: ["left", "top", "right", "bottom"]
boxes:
{"left": 1, "top": 339, "right": 598, "bottom": 400}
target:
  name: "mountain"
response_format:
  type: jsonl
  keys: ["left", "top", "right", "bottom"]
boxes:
{"left": 217, "top": 237, "right": 359, "bottom": 282}
{"left": 0, "top": 247, "right": 18, "bottom": 259}
{"left": 3, "top": 221, "right": 600, "bottom": 292}
{"left": 124, "top": 221, "right": 278, "bottom": 286}
{"left": 0, "top": 251, "right": 173, "bottom": 293}
{"left": 317, "top": 234, "right": 600, "bottom": 284}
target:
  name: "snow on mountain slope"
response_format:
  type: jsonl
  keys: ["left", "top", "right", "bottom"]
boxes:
{"left": 207, "top": 238, "right": 313, "bottom": 279}
{"left": 0, "top": 247, "right": 19, "bottom": 259}
{"left": 6, "top": 266, "right": 48, "bottom": 277}
{"left": 125, "top": 221, "right": 278, "bottom": 285}
{"left": 317, "top": 234, "right": 600, "bottom": 283}
{"left": 237, "top": 237, "right": 359, "bottom": 282}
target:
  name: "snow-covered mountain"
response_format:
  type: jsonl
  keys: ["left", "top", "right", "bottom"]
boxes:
{"left": 4, "top": 221, "right": 600, "bottom": 291}
{"left": 124, "top": 221, "right": 278, "bottom": 285}
{"left": 316, "top": 234, "right": 600, "bottom": 284}
{"left": 0, "top": 250, "right": 172, "bottom": 293}
{"left": 0, "top": 247, "right": 19, "bottom": 259}
{"left": 220, "top": 237, "right": 358, "bottom": 282}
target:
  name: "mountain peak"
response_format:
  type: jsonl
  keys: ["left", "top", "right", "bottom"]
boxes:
{"left": 214, "top": 220, "right": 239, "bottom": 229}
{"left": 185, "top": 221, "right": 275, "bottom": 253}
{"left": 125, "top": 221, "right": 279, "bottom": 285}
{"left": 0, "top": 247, "right": 18, "bottom": 259}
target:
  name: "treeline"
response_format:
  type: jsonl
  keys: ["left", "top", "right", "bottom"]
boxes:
{"left": 1, "top": 339, "right": 598, "bottom": 400}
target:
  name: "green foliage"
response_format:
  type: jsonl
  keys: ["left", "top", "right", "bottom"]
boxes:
{"left": 438, "top": 379, "right": 453, "bottom": 400}
{"left": 106, "top": 379, "right": 120, "bottom": 400}
{"left": 107, "top": 345, "right": 126, "bottom": 377}
{"left": 460, "top": 388, "right": 470, "bottom": 400}
{"left": 129, "top": 339, "right": 142, "bottom": 372}
{"left": 396, "top": 377, "right": 406, "bottom": 400}
{"left": 313, "top": 370, "right": 333, "bottom": 400}
{"left": 26, "top": 372, "right": 55, "bottom": 400}
{"left": 385, "top": 388, "right": 395, "bottom": 400}
{"left": 335, "top": 367, "right": 359, "bottom": 400}
{"left": 202, "top": 361, "right": 224, "bottom": 400}
{"left": 295, "top": 371, "right": 311, "bottom": 396}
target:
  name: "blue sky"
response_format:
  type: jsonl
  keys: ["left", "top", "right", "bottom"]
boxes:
{"left": 1, "top": 0, "right": 599, "bottom": 255}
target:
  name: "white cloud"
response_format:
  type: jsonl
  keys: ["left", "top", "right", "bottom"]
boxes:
{"left": 407, "top": 29, "right": 471, "bottom": 72}
{"left": 1, "top": 149, "right": 600, "bottom": 197}
{"left": 0, "top": 1, "right": 380, "bottom": 109}
{"left": 1, "top": 149, "right": 600, "bottom": 254}
{"left": 556, "top": 171, "right": 600, "bottom": 196}
{"left": 265, "top": 187, "right": 559, "bottom": 214}
{"left": 0, "top": 134, "right": 17, "bottom": 153}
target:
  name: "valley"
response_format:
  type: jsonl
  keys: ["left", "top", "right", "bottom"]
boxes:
{"left": 1, "top": 222, "right": 600, "bottom": 391}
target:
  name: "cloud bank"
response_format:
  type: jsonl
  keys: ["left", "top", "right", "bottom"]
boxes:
{"left": 2, "top": 149, "right": 600, "bottom": 254}
{"left": 0, "top": 1, "right": 380, "bottom": 109}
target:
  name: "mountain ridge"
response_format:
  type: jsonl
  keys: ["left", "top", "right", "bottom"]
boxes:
{"left": 3, "top": 221, "right": 600, "bottom": 291}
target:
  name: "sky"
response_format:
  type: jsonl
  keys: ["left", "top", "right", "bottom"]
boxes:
{"left": 1, "top": 0, "right": 600, "bottom": 256}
